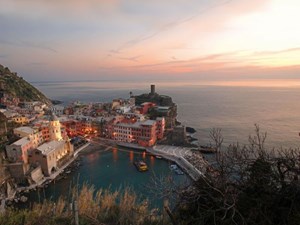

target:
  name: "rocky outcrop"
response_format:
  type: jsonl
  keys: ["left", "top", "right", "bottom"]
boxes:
{"left": 134, "top": 91, "right": 177, "bottom": 128}
{"left": 0, "top": 64, "right": 51, "bottom": 105}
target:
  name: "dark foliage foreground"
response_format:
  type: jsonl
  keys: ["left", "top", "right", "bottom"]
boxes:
{"left": 175, "top": 125, "right": 300, "bottom": 225}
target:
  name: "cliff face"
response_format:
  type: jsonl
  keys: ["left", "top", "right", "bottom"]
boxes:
{"left": 0, "top": 65, "right": 51, "bottom": 105}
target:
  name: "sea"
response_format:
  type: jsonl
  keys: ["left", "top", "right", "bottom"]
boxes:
{"left": 26, "top": 80, "right": 300, "bottom": 207}
{"left": 34, "top": 80, "right": 300, "bottom": 149}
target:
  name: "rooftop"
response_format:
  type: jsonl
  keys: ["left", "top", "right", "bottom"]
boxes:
{"left": 37, "top": 140, "right": 65, "bottom": 155}
{"left": 14, "top": 126, "right": 34, "bottom": 135}
{"left": 141, "top": 102, "right": 155, "bottom": 106}
{"left": 12, "top": 137, "right": 31, "bottom": 147}
{"left": 141, "top": 120, "right": 156, "bottom": 126}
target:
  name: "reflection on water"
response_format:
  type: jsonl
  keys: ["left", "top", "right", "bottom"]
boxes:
{"left": 28, "top": 147, "right": 189, "bottom": 208}
{"left": 129, "top": 150, "right": 134, "bottom": 162}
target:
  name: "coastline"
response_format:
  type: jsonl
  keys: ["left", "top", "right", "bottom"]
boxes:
{"left": 9, "top": 133, "right": 208, "bottom": 205}
{"left": 9, "top": 143, "right": 91, "bottom": 202}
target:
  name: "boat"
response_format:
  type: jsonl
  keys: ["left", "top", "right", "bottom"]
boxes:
{"left": 155, "top": 155, "right": 162, "bottom": 159}
{"left": 170, "top": 164, "right": 178, "bottom": 170}
{"left": 175, "top": 169, "right": 184, "bottom": 175}
{"left": 134, "top": 160, "right": 148, "bottom": 172}
{"left": 199, "top": 145, "right": 217, "bottom": 154}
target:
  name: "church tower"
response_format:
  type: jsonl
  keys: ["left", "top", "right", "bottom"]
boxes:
{"left": 49, "top": 113, "right": 62, "bottom": 141}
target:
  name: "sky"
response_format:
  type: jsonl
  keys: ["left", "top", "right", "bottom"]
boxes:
{"left": 0, "top": 0, "right": 300, "bottom": 85}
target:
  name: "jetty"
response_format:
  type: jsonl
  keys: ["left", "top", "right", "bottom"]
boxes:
{"left": 147, "top": 145, "right": 208, "bottom": 181}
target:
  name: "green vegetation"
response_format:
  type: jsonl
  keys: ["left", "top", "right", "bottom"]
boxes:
{"left": 0, "top": 65, "right": 51, "bottom": 105}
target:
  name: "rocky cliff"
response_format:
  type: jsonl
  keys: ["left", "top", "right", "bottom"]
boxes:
{"left": 0, "top": 65, "right": 51, "bottom": 105}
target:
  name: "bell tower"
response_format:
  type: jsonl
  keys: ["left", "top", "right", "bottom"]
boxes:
{"left": 49, "top": 112, "right": 62, "bottom": 141}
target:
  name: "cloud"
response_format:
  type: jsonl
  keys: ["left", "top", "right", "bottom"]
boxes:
{"left": 0, "top": 39, "right": 57, "bottom": 53}
{"left": 111, "top": 0, "right": 234, "bottom": 53}
{"left": 253, "top": 47, "right": 300, "bottom": 56}
{"left": 117, "top": 55, "right": 142, "bottom": 62}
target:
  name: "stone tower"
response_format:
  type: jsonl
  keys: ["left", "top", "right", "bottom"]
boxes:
{"left": 150, "top": 84, "right": 155, "bottom": 95}
{"left": 49, "top": 113, "right": 62, "bottom": 141}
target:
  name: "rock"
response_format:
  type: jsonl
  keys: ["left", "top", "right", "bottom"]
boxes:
{"left": 186, "top": 127, "right": 196, "bottom": 133}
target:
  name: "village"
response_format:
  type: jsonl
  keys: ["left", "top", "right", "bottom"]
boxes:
{"left": 0, "top": 85, "right": 207, "bottom": 205}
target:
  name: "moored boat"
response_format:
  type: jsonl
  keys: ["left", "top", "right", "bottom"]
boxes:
{"left": 170, "top": 164, "right": 178, "bottom": 170}
{"left": 199, "top": 145, "right": 217, "bottom": 154}
{"left": 175, "top": 168, "right": 184, "bottom": 175}
{"left": 134, "top": 160, "right": 148, "bottom": 172}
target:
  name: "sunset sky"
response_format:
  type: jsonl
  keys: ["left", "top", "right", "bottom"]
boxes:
{"left": 0, "top": 0, "right": 299, "bottom": 84}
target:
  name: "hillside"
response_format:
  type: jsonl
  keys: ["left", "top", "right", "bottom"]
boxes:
{"left": 0, "top": 64, "right": 51, "bottom": 105}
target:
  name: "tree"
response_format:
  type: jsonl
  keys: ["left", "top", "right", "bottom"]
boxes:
{"left": 174, "top": 125, "right": 300, "bottom": 225}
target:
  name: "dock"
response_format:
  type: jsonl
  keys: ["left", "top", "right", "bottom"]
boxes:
{"left": 147, "top": 145, "right": 207, "bottom": 181}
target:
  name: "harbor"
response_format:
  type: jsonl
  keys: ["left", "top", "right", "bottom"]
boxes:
{"left": 24, "top": 144, "right": 189, "bottom": 208}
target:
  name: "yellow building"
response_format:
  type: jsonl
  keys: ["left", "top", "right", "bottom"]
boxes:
{"left": 12, "top": 116, "right": 29, "bottom": 125}
{"left": 49, "top": 113, "right": 62, "bottom": 141}
{"left": 29, "top": 140, "right": 73, "bottom": 176}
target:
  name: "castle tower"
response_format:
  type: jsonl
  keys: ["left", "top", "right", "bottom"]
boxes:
{"left": 49, "top": 113, "right": 62, "bottom": 141}
{"left": 150, "top": 84, "right": 155, "bottom": 95}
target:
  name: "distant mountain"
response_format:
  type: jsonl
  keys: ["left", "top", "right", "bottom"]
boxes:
{"left": 0, "top": 65, "right": 51, "bottom": 105}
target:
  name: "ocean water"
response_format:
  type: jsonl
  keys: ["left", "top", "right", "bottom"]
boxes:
{"left": 34, "top": 81, "right": 300, "bottom": 149}
{"left": 26, "top": 80, "right": 300, "bottom": 207}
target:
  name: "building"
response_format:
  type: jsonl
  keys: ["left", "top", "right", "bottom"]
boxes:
{"left": 112, "top": 117, "right": 165, "bottom": 147}
{"left": 6, "top": 126, "right": 43, "bottom": 164}
{"left": 6, "top": 113, "right": 74, "bottom": 181}
{"left": 6, "top": 137, "right": 33, "bottom": 164}
{"left": 14, "top": 126, "right": 35, "bottom": 137}
{"left": 137, "top": 102, "right": 156, "bottom": 115}
{"left": 49, "top": 114, "right": 63, "bottom": 141}
{"left": 156, "top": 117, "right": 165, "bottom": 139}
{"left": 52, "top": 105, "right": 64, "bottom": 116}
{"left": 12, "top": 115, "right": 29, "bottom": 125}
{"left": 29, "top": 140, "right": 73, "bottom": 176}
{"left": 28, "top": 114, "right": 74, "bottom": 176}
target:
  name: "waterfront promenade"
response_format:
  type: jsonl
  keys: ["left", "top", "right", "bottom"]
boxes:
{"left": 147, "top": 145, "right": 207, "bottom": 181}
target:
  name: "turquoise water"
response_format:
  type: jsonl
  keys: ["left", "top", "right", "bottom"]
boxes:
{"left": 29, "top": 147, "right": 189, "bottom": 208}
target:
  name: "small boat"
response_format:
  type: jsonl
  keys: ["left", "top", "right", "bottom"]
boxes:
{"left": 199, "top": 145, "right": 217, "bottom": 154}
{"left": 175, "top": 169, "right": 184, "bottom": 175}
{"left": 155, "top": 155, "right": 162, "bottom": 159}
{"left": 134, "top": 160, "right": 148, "bottom": 172}
{"left": 170, "top": 164, "right": 178, "bottom": 170}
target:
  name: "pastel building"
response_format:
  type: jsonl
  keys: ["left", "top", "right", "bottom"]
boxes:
{"left": 112, "top": 117, "right": 165, "bottom": 147}
{"left": 29, "top": 140, "right": 73, "bottom": 176}
{"left": 12, "top": 115, "right": 29, "bottom": 125}
{"left": 6, "top": 113, "right": 74, "bottom": 181}
{"left": 6, "top": 126, "right": 43, "bottom": 163}
{"left": 28, "top": 113, "right": 73, "bottom": 176}
{"left": 137, "top": 102, "right": 156, "bottom": 115}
